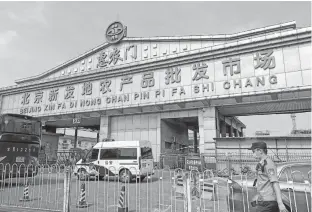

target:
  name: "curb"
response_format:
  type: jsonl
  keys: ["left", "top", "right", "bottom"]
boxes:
{"left": 0, "top": 206, "right": 60, "bottom": 212}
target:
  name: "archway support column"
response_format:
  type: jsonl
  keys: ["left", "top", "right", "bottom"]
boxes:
{"left": 99, "top": 115, "right": 111, "bottom": 142}
{"left": 198, "top": 107, "right": 219, "bottom": 155}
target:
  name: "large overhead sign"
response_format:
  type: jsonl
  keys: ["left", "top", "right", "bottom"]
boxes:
{"left": 1, "top": 42, "right": 310, "bottom": 117}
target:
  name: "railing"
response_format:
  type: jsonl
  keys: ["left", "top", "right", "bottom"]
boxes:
{"left": 202, "top": 153, "right": 312, "bottom": 177}
{"left": 159, "top": 153, "right": 201, "bottom": 170}
{"left": 159, "top": 154, "right": 187, "bottom": 169}
{"left": 0, "top": 163, "right": 66, "bottom": 212}
{"left": 0, "top": 163, "right": 310, "bottom": 212}
{"left": 159, "top": 153, "right": 311, "bottom": 177}
{"left": 55, "top": 149, "right": 89, "bottom": 166}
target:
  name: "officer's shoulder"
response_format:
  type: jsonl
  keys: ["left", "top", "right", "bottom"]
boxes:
{"left": 265, "top": 157, "right": 275, "bottom": 165}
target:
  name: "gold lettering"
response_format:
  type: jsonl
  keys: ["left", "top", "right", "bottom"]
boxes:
{"left": 233, "top": 79, "right": 242, "bottom": 89}
{"left": 143, "top": 92, "right": 149, "bottom": 100}
{"left": 155, "top": 90, "right": 160, "bottom": 98}
{"left": 91, "top": 99, "right": 97, "bottom": 106}
{"left": 194, "top": 85, "right": 199, "bottom": 93}
{"left": 123, "top": 94, "right": 129, "bottom": 102}
{"left": 223, "top": 81, "right": 230, "bottom": 89}
{"left": 180, "top": 87, "right": 186, "bottom": 95}
{"left": 112, "top": 96, "right": 117, "bottom": 103}
{"left": 97, "top": 98, "right": 102, "bottom": 105}
{"left": 134, "top": 93, "right": 139, "bottom": 100}
{"left": 202, "top": 84, "right": 209, "bottom": 92}
{"left": 269, "top": 75, "right": 277, "bottom": 84}
{"left": 245, "top": 78, "right": 253, "bottom": 88}
{"left": 256, "top": 76, "right": 265, "bottom": 86}
{"left": 171, "top": 88, "right": 177, "bottom": 96}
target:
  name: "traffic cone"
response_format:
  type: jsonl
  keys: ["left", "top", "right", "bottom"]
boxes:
{"left": 76, "top": 182, "right": 88, "bottom": 208}
{"left": 20, "top": 182, "right": 31, "bottom": 202}
{"left": 176, "top": 175, "right": 183, "bottom": 186}
{"left": 118, "top": 185, "right": 128, "bottom": 212}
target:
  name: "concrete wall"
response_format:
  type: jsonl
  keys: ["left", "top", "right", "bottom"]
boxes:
{"left": 161, "top": 119, "right": 189, "bottom": 153}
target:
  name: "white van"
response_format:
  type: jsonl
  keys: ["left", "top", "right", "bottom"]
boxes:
{"left": 73, "top": 140, "right": 154, "bottom": 182}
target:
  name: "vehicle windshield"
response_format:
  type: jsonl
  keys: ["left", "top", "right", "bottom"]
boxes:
{"left": 141, "top": 147, "right": 153, "bottom": 159}
{"left": 84, "top": 148, "right": 99, "bottom": 163}
{"left": 0, "top": 115, "right": 41, "bottom": 137}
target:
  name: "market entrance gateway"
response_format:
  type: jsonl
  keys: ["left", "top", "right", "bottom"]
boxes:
{"left": 0, "top": 21, "right": 310, "bottom": 162}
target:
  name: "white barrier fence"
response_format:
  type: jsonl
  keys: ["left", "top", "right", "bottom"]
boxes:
{"left": 0, "top": 163, "right": 310, "bottom": 212}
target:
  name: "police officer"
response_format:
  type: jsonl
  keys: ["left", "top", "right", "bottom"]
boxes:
{"left": 249, "top": 141, "right": 288, "bottom": 212}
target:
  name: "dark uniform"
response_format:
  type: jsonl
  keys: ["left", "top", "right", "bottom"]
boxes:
{"left": 249, "top": 142, "right": 280, "bottom": 212}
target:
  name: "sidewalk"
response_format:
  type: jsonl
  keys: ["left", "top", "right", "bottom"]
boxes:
{"left": 0, "top": 206, "right": 59, "bottom": 212}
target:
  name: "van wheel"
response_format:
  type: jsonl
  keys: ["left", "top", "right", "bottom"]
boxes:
{"left": 119, "top": 169, "right": 131, "bottom": 183}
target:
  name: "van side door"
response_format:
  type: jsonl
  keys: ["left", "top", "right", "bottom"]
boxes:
{"left": 140, "top": 147, "right": 154, "bottom": 175}
{"left": 97, "top": 148, "right": 119, "bottom": 177}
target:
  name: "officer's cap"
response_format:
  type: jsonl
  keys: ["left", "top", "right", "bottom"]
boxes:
{"left": 249, "top": 141, "right": 267, "bottom": 150}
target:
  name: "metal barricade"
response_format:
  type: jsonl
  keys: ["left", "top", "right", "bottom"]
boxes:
{"left": 0, "top": 163, "right": 310, "bottom": 212}
{"left": 0, "top": 163, "right": 66, "bottom": 212}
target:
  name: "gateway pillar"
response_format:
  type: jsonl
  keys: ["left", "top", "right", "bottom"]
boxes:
{"left": 99, "top": 115, "right": 111, "bottom": 142}
{"left": 198, "top": 107, "right": 219, "bottom": 155}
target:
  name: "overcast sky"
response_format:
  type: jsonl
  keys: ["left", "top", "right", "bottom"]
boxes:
{"left": 0, "top": 1, "right": 311, "bottom": 136}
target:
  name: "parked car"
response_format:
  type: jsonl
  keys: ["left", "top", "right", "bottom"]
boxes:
{"left": 227, "top": 161, "right": 311, "bottom": 212}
